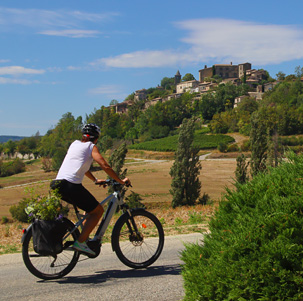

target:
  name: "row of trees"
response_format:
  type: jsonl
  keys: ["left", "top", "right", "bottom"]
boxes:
{"left": 0, "top": 133, "right": 41, "bottom": 159}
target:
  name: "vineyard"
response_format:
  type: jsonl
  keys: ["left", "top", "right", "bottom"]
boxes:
{"left": 128, "top": 129, "right": 235, "bottom": 152}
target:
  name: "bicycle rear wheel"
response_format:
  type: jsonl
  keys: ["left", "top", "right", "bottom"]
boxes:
{"left": 112, "top": 209, "right": 164, "bottom": 269}
{"left": 22, "top": 218, "right": 80, "bottom": 280}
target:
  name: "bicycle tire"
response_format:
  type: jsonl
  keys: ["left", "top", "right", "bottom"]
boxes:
{"left": 22, "top": 218, "right": 80, "bottom": 280}
{"left": 112, "top": 209, "right": 164, "bottom": 269}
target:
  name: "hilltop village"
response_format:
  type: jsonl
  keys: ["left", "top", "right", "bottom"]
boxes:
{"left": 110, "top": 62, "right": 279, "bottom": 114}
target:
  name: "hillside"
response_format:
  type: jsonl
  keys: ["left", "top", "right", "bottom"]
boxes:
{"left": 0, "top": 136, "right": 26, "bottom": 143}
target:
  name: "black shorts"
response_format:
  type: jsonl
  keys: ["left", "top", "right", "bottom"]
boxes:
{"left": 50, "top": 179, "right": 99, "bottom": 213}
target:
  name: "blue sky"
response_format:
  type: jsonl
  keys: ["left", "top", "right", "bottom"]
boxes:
{"left": 1, "top": 0, "right": 303, "bottom": 136}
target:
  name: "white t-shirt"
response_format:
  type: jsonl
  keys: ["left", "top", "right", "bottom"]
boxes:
{"left": 56, "top": 140, "right": 95, "bottom": 184}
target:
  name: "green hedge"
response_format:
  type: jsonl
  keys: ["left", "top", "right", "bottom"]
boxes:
{"left": 129, "top": 130, "right": 234, "bottom": 152}
{"left": 181, "top": 152, "right": 303, "bottom": 300}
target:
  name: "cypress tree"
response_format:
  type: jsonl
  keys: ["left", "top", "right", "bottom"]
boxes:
{"left": 108, "top": 142, "right": 128, "bottom": 178}
{"left": 169, "top": 118, "right": 202, "bottom": 208}
{"left": 250, "top": 111, "right": 268, "bottom": 177}
{"left": 235, "top": 154, "right": 249, "bottom": 184}
{"left": 108, "top": 142, "right": 128, "bottom": 195}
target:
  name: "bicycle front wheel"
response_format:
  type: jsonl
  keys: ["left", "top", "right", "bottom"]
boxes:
{"left": 22, "top": 218, "right": 80, "bottom": 280}
{"left": 112, "top": 209, "right": 164, "bottom": 269}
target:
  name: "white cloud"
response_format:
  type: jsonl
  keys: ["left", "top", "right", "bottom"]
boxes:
{"left": 39, "top": 29, "right": 100, "bottom": 38}
{"left": 0, "top": 7, "right": 119, "bottom": 38}
{"left": 0, "top": 59, "right": 10, "bottom": 63}
{"left": 98, "top": 18, "right": 303, "bottom": 68}
{"left": 67, "top": 66, "right": 82, "bottom": 71}
{"left": 47, "top": 67, "right": 63, "bottom": 72}
{"left": 93, "top": 50, "right": 182, "bottom": 68}
{"left": 0, "top": 66, "right": 45, "bottom": 75}
{"left": 0, "top": 77, "right": 39, "bottom": 84}
{"left": 88, "top": 84, "right": 127, "bottom": 100}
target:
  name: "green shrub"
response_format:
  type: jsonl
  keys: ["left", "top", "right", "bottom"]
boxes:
{"left": 9, "top": 199, "right": 28, "bottom": 222}
{"left": 181, "top": 152, "right": 303, "bottom": 300}
{"left": 198, "top": 193, "right": 210, "bottom": 205}
{"left": 217, "top": 142, "right": 227, "bottom": 152}
{"left": 226, "top": 143, "right": 239, "bottom": 152}
{"left": 0, "top": 158, "right": 25, "bottom": 177}
{"left": 1, "top": 216, "right": 9, "bottom": 224}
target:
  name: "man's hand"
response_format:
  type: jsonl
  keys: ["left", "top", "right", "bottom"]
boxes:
{"left": 95, "top": 179, "right": 107, "bottom": 188}
{"left": 122, "top": 178, "right": 131, "bottom": 187}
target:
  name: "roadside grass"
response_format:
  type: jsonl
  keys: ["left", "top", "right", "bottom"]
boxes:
{"left": 0, "top": 203, "right": 213, "bottom": 255}
{"left": 0, "top": 175, "right": 35, "bottom": 185}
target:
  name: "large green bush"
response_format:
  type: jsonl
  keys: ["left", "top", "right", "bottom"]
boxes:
{"left": 181, "top": 152, "right": 303, "bottom": 300}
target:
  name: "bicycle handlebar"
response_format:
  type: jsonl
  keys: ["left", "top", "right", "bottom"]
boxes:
{"left": 95, "top": 179, "right": 132, "bottom": 188}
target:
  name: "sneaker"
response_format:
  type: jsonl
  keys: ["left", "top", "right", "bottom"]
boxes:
{"left": 73, "top": 240, "right": 96, "bottom": 256}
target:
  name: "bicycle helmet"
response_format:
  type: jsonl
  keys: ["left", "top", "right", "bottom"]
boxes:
{"left": 82, "top": 123, "right": 101, "bottom": 139}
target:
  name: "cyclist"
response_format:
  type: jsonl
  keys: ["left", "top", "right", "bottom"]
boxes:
{"left": 50, "top": 123, "right": 130, "bottom": 256}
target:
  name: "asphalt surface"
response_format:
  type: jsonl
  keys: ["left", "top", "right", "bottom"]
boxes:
{"left": 0, "top": 233, "right": 203, "bottom": 301}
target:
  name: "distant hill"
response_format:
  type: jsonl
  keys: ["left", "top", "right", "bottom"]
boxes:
{"left": 0, "top": 135, "right": 27, "bottom": 143}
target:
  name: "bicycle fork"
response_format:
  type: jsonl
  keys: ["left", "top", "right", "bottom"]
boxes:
{"left": 125, "top": 210, "right": 144, "bottom": 243}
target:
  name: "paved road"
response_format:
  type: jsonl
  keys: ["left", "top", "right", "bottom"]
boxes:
{"left": 0, "top": 233, "right": 203, "bottom": 301}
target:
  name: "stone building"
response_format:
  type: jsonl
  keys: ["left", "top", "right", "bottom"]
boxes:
{"left": 199, "top": 62, "right": 252, "bottom": 82}
{"left": 112, "top": 100, "right": 133, "bottom": 114}
{"left": 134, "top": 89, "right": 147, "bottom": 101}
{"left": 176, "top": 80, "right": 199, "bottom": 94}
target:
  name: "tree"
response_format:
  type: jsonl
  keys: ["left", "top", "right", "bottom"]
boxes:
{"left": 250, "top": 111, "right": 268, "bottom": 177}
{"left": 295, "top": 65, "right": 303, "bottom": 78}
{"left": 108, "top": 142, "right": 128, "bottom": 180}
{"left": 242, "top": 71, "right": 247, "bottom": 83}
{"left": 108, "top": 142, "right": 128, "bottom": 195}
{"left": 125, "top": 128, "right": 138, "bottom": 144}
{"left": 160, "top": 77, "right": 175, "bottom": 89}
{"left": 3, "top": 140, "right": 16, "bottom": 158}
{"left": 170, "top": 118, "right": 202, "bottom": 208}
{"left": 235, "top": 154, "right": 249, "bottom": 184}
{"left": 109, "top": 99, "right": 118, "bottom": 106}
{"left": 182, "top": 73, "right": 195, "bottom": 82}
{"left": 276, "top": 71, "right": 286, "bottom": 81}
{"left": 250, "top": 107, "right": 279, "bottom": 177}
{"left": 98, "top": 135, "right": 113, "bottom": 153}
{"left": 39, "top": 112, "right": 82, "bottom": 169}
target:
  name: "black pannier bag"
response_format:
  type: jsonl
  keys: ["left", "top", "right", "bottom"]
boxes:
{"left": 32, "top": 219, "right": 69, "bottom": 256}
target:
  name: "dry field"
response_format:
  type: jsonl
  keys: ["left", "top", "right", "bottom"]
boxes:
{"left": 0, "top": 151, "right": 238, "bottom": 254}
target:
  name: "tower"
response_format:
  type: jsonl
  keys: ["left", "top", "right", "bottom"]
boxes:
{"left": 175, "top": 70, "right": 181, "bottom": 85}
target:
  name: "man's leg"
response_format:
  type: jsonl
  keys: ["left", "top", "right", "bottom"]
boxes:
{"left": 78, "top": 204, "right": 104, "bottom": 243}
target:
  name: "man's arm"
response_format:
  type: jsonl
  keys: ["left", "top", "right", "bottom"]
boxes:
{"left": 91, "top": 145, "right": 129, "bottom": 185}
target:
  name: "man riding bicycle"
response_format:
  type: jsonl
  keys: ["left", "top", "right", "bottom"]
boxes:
{"left": 50, "top": 123, "right": 130, "bottom": 256}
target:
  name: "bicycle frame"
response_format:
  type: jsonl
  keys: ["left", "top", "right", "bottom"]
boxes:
{"left": 68, "top": 188, "right": 126, "bottom": 244}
